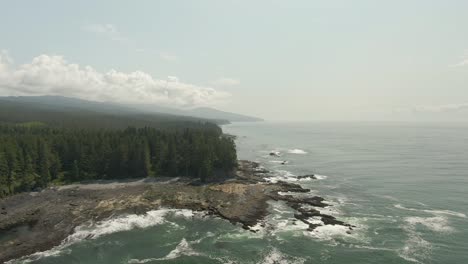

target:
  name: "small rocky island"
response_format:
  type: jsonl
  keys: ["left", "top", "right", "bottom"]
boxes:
{"left": 0, "top": 160, "right": 351, "bottom": 263}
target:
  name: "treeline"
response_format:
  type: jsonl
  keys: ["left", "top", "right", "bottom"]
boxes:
{"left": 0, "top": 125, "right": 237, "bottom": 197}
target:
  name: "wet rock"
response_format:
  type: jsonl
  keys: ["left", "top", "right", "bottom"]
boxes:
{"left": 275, "top": 194, "right": 327, "bottom": 208}
{"left": 296, "top": 174, "right": 317, "bottom": 180}
{"left": 269, "top": 151, "right": 281, "bottom": 157}
{"left": 292, "top": 205, "right": 352, "bottom": 231}
{"left": 275, "top": 181, "right": 307, "bottom": 191}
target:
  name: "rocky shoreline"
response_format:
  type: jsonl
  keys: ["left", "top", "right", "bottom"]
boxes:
{"left": 0, "top": 160, "right": 350, "bottom": 263}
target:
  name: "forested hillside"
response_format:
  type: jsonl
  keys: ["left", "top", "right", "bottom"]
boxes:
{"left": 0, "top": 96, "right": 262, "bottom": 123}
{"left": 0, "top": 125, "right": 237, "bottom": 197}
{"left": 0, "top": 98, "right": 238, "bottom": 197}
{"left": 0, "top": 98, "right": 228, "bottom": 129}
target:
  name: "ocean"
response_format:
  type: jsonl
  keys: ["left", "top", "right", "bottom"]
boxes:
{"left": 14, "top": 122, "right": 468, "bottom": 264}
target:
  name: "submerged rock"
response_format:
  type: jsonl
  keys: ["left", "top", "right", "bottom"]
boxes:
{"left": 296, "top": 174, "right": 317, "bottom": 180}
{"left": 269, "top": 151, "right": 281, "bottom": 157}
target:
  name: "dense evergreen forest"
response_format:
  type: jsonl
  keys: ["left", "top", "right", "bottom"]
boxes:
{"left": 0, "top": 98, "right": 228, "bottom": 129}
{"left": 0, "top": 124, "right": 237, "bottom": 197}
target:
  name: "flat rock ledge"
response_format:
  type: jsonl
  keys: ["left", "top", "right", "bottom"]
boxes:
{"left": 0, "top": 160, "right": 350, "bottom": 263}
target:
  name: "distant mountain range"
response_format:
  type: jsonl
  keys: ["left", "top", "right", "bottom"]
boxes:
{"left": 125, "top": 103, "right": 264, "bottom": 122}
{"left": 0, "top": 95, "right": 263, "bottom": 123}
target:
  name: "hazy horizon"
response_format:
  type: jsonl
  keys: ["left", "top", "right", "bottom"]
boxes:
{"left": 1, "top": 0, "right": 468, "bottom": 122}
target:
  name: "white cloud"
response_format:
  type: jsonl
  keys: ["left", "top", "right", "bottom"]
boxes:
{"left": 455, "top": 59, "right": 468, "bottom": 67}
{"left": 167, "top": 76, "right": 179, "bottom": 82}
{"left": 0, "top": 50, "right": 13, "bottom": 72}
{"left": 397, "top": 103, "right": 468, "bottom": 113}
{"left": 0, "top": 50, "right": 12, "bottom": 62}
{"left": 212, "top": 77, "right": 240, "bottom": 86}
{"left": 453, "top": 50, "right": 468, "bottom": 67}
{"left": 0, "top": 53, "right": 230, "bottom": 107}
{"left": 82, "top": 23, "right": 127, "bottom": 42}
{"left": 415, "top": 103, "right": 468, "bottom": 113}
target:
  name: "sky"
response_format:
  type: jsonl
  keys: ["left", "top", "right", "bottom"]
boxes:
{"left": 1, "top": 0, "right": 468, "bottom": 121}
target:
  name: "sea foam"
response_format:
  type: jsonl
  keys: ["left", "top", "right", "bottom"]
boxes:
{"left": 265, "top": 169, "right": 325, "bottom": 183}
{"left": 307, "top": 224, "right": 352, "bottom": 241}
{"left": 260, "top": 247, "right": 307, "bottom": 264}
{"left": 396, "top": 204, "right": 460, "bottom": 263}
{"left": 7, "top": 209, "right": 197, "bottom": 264}
{"left": 264, "top": 170, "right": 296, "bottom": 183}
{"left": 399, "top": 221, "right": 433, "bottom": 264}
{"left": 287, "top": 149, "right": 308, "bottom": 154}
{"left": 67, "top": 210, "right": 171, "bottom": 242}
{"left": 314, "top": 174, "right": 328, "bottom": 180}
{"left": 394, "top": 204, "right": 466, "bottom": 218}
{"left": 128, "top": 238, "right": 201, "bottom": 263}
{"left": 404, "top": 216, "right": 454, "bottom": 233}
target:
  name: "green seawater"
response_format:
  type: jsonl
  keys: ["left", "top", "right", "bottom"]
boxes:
{"left": 13, "top": 122, "right": 468, "bottom": 264}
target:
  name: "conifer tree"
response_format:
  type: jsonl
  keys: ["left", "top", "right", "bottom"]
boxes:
{"left": 0, "top": 152, "right": 9, "bottom": 196}
{"left": 0, "top": 124, "right": 238, "bottom": 195}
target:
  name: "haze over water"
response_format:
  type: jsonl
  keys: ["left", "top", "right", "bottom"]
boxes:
{"left": 19, "top": 122, "right": 468, "bottom": 264}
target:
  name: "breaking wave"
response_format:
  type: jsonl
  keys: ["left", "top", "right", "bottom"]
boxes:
{"left": 314, "top": 174, "right": 328, "bottom": 180}
{"left": 269, "top": 160, "right": 289, "bottom": 164}
{"left": 260, "top": 247, "right": 307, "bottom": 264}
{"left": 128, "top": 238, "right": 201, "bottom": 263}
{"left": 7, "top": 209, "right": 198, "bottom": 264}
{"left": 264, "top": 170, "right": 296, "bottom": 183}
{"left": 394, "top": 204, "right": 467, "bottom": 218}
{"left": 307, "top": 224, "right": 353, "bottom": 241}
{"left": 404, "top": 216, "right": 454, "bottom": 233}
{"left": 264, "top": 169, "right": 327, "bottom": 183}
{"left": 287, "top": 149, "right": 308, "bottom": 154}
{"left": 67, "top": 210, "right": 185, "bottom": 242}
